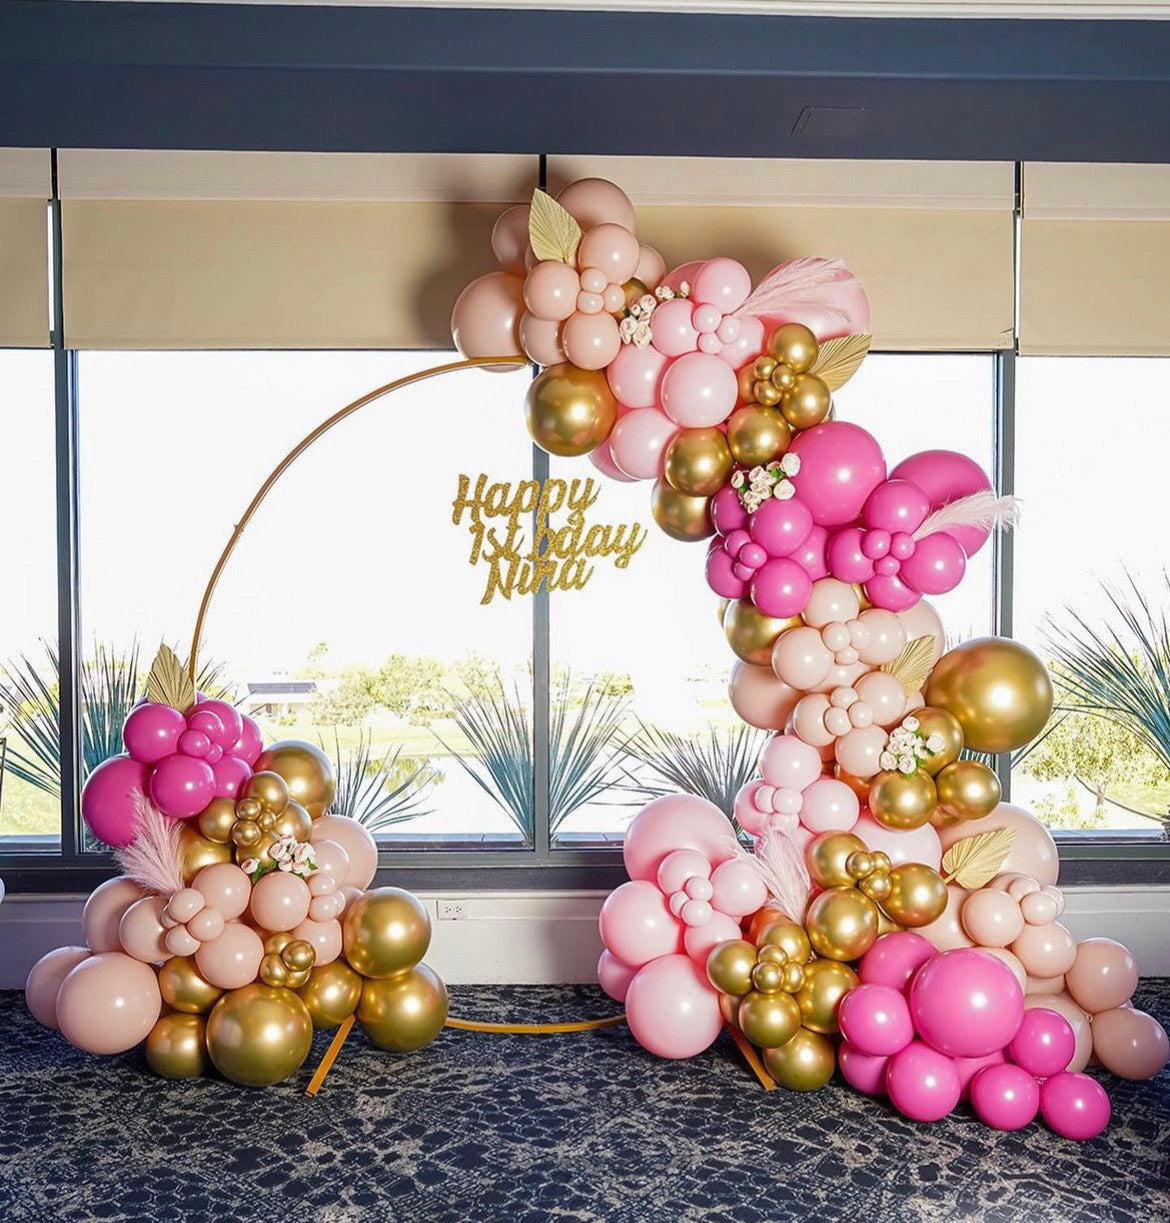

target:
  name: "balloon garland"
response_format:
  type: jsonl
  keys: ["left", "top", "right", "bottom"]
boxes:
{"left": 454, "top": 176, "right": 1169, "bottom": 1136}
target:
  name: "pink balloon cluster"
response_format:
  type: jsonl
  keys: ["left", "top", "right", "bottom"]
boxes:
{"left": 734, "top": 735, "right": 859, "bottom": 840}
{"left": 840, "top": 937, "right": 1112, "bottom": 1139}
{"left": 83, "top": 698, "right": 263, "bottom": 845}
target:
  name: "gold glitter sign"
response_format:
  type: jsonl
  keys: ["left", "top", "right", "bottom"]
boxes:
{"left": 452, "top": 473, "right": 646, "bottom": 605}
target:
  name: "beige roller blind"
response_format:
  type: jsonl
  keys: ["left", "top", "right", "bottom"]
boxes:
{"left": 550, "top": 156, "right": 1016, "bottom": 351}
{"left": 1020, "top": 163, "right": 1170, "bottom": 356}
{"left": 59, "top": 151, "right": 538, "bottom": 349}
{"left": 0, "top": 149, "right": 51, "bottom": 348}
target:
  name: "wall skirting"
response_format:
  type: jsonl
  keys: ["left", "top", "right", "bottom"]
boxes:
{"left": 1, "top": 887, "right": 1167, "bottom": 989}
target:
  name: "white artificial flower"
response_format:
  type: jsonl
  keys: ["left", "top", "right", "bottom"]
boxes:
{"left": 879, "top": 752, "right": 897, "bottom": 771}
{"left": 655, "top": 285, "right": 672, "bottom": 300}
{"left": 639, "top": 294, "right": 657, "bottom": 313}
{"left": 634, "top": 324, "right": 652, "bottom": 347}
{"left": 240, "top": 858, "right": 259, "bottom": 875}
{"left": 678, "top": 281, "right": 690, "bottom": 297}
{"left": 774, "top": 480, "right": 796, "bottom": 500}
{"left": 902, "top": 716, "right": 920, "bottom": 732}
{"left": 749, "top": 466, "right": 765, "bottom": 481}
{"left": 914, "top": 741, "right": 930, "bottom": 758}
{"left": 925, "top": 733, "right": 945, "bottom": 753}
{"left": 731, "top": 471, "right": 746, "bottom": 489}
{"left": 779, "top": 453, "right": 801, "bottom": 477}
{"left": 898, "top": 756, "right": 917, "bottom": 775}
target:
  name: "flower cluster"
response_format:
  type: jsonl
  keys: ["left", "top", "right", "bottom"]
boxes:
{"left": 619, "top": 283, "right": 689, "bottom": 348}
{"left": 241, "top": 835, "right": 316, "bottom": 882}
{"left": 879, "top": 715, "right": 946, "bottom": 776}
{"left": 730, "top": 453, "right": 801, "bottom": 513}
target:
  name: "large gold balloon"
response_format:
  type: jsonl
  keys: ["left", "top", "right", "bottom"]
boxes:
{"left": 882, "top": 863, "right": 948, "bottom": 928}
{"left": 178, "top": 825, "right": 232, "bottom": 883}
{"left": 925, "top": 638, "right": 1054, "bottom": 753}
{"left": 706, "top": 940, "right": 758, "bottom": 996}
{"left": 297, "top": 960, "right": 364, "bottom": 1030}
{"left": 241, "top": 770, "right": 290, "bottom": 813}
{"left": 145, "top": 1013, "right": 209, "bottom": 1080}
{"left": 934, "top": 760, "right": 1001, "bottom": 822}
{"left": 723, "top": 598, "right": 800, "bottom": 666}
{"left": 807, "top": 832, "right": 868, "bottom": 888}
{"left": 763, "top": 1027, "right": 836, "bottom": 1091}
{"left": 357, "top": 963, "right": 448, "bottom": 1053}
{"left": 197, "top": 796, "right": 238, "bottom": 844}
{"left": 868, "top": 770, "right": 938, "bottom": 830}
{"left": 737, "top": 990, "right": 802, "bottom": 1050}
{"left": 663, "top": 427, "right": 734, "bottom": 497}
{"left": 205, "top": 984, "right": 314, "bottom": 1087}
{"left": 805, "top": 886, "right": 879, "bottom": 962}
{"left": 726, "top": 405, "right": 791, "bottom": 467}
{"left": 253, "top": 741, "right": 337, "bottom": 819}
{"left": 524, "top": 363, "right": 618, "bottom": 457}
{"left": 756, "top": 918, "right": 812, "bottom": 965}
{"left": 780, "top": 374, "right": 832, "bottom": 430}
{"left": 650, "top": 480, "right": 713, "bottom": 542}
{"left": 342, "top": 886, "right": 432, "bottom": 978}
{"left": 913, "top": 707, "right": 965, "bottom": 776}
{"left": 158, "top": 955, "right": 224, "bottom": 1014}
{"left": 795, "top": 959, "right": 860, "bottom": 1034}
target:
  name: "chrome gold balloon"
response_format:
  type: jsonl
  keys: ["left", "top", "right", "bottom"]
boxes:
{"left": 524, "top": 363, "right": 619, "bottom": 457}
{"left": 737, "top": 990, "right": 801, "bottom": 1050}
{"left": 663, "top": 427, "right": 734, "bottom": 497}
{"left": 935, "top": 760, "right": 1002, "bottom": 822}
{"left": 780, "top": 374, "right": 832, "bottom": 430}
{"left": 357, "top": 963, "right": 448, "bottom": 1053}
{"left": 145, "top": 1013, "right": 209, "bottom": 1080}
{"left": 807, "top": 832, "right": 868, "bottom": 889}
{"left": 205, "top": 984, "right": 314, "bottom": 1087}
{"left": 876, "top": 910, "right": 904, "bottom": 936}
{"left": 296, "top": 960, "right": 364, "bottom": 1030}
{"left": 833, "top": 764, "right": 872, "bottom": 801}
{"left": 621, "top": 277, "right": 648, "bottom": 309}
{"left": 768, "top": 322, "right": 818, "bottom": 373}
{"left": 342, "top": 886, "right": 432, "bottom": 978}
{"left": 253, "top": 741, "right": 337, "bottom": 819}
{"left": 756, "top": 918, "right": 812, "bottom": 966}
{"left": 273, "top": 800, "right": 313, "bottom": 843}
{"left": 745, "top": 903, "right": 789, "bottom": 944}
{"left": 179, "top": 825, "right": 232, "bottom": 883}
{"left": 868, "top": 770, "right": 938, "bottom": 830}
{"left": 260, "top": 952, "right": 291, "bottom": 988}
{"left": 197, "top": 797, "right": 238, "bottom": 845}
{"left": 282, "top": 939, "right": 316, "bottom": 973}
{"left": 158, "top": 955, "right": 224, "bottom": 1015}
{"left": 795, "top": 959, "right": 860, "bottom": 1034}
{"left": 925, "top": 637, "right": 1054, "bottom": 753}
{"left": 706, "top": 939, "right": 758, "bottom": 997}
{"left": 719, "top": 992, "right": 740, "bottom": 1027}
{"left": 723, "top": 598, "right": 800, "bottom": 666}
{"left": 805, "top": 886, "right": 879, "bottom": 962}
{"left": 883, "top": 863, "right": 948, "bottom": 928}
{"left": 763, "top": 1027, "right": 836, "bottom": 1091}
{"left": 726, "top": 405, "right": 791, "bottom": 467}
{"left": 912, "top": 707, "right": 965, "bottom": 775}
{"left": 241, "top": 770, "right": 290, "bottom": 813}
{"left": 650, "top": 480, "right": 713, "bottom": 542}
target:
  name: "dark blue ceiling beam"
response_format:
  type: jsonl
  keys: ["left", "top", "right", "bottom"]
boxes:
{"left": 2, "top": 2, "right": 1169, "bottom": 161}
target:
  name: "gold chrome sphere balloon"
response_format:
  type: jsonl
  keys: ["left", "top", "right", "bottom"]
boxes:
{"left": 158, "top": 955, "right": 224, "bottom": 1015}
{"left": 756, "top": 918, "right": 812, "bottom": 966}
{"left": 253, "top": 741, "right": 336, "bottom": 819}
{"left": 780, "top": 374, "right": 832, "bottom": 430}
{"left": 935, "top": 760, "right": 1001, "bottom": 822}
{"left": 706, "top": 939, "right": 758, "bottom": 997}
{"left": 763, "top": 1027, "right": 836, "bottom": 1091}
{"left": 925, "top": 638, "right": 1054, "bottom": 753}
{"left": 882, "top": 863, "right": 948, "bottom": 928}
{"left": 342, "top": 887, "right": 432, "bottom": 979}
{"left": 807, "top": 832, "right": 868, "bottom": 889}
{"left": 805, "top": 886, "right": 879, "bottom": 962}
{"left": 795, "top": 959, "right": 860, "bottom": 1034}
{"left": 768, "top": 322, "right": 819, "bottom": 373}
{"left": 197, "top": 796, "right": 238, "bottom": 845}
{"left": 296, "top": 960, "right": 364, "bottom": 1030}
{"left": 525, "top": 363, "right": 618, "bottom": 457}
{"left": 273, "top": 800, "right": 313, "bottom": 843}
{"left": 145, "top": 1013, "right": 210, "bottom": 1080}
{"left": 206, "top": 984, "right": 314, "bottom": 1087}
{"left": 178, "top": 826, "right": 233, "bottom": 883}
{"left": 737, "top": 990, "right": 802, "bottom": 1050}
{"left": 650, "top": 480, "right": 713, "bottom": 542}
{"left": 912, "top": 707, "right": 965, "bottom": 776}
{"left": 726, "top": 405, "right": 791, "bottom": 467}
{"left": 868, "top": 770, "right": 938, "bottom": 830}
{"left": 723, "top": 598, "right": 800, "bottom": 666}
{"left": 357, "top": 964, "right": 448, "bottom": 1053}
{"left": 663, "top": 428, "right": 734, "bottom": 497}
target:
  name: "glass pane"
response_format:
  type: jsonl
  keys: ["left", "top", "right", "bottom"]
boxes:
{"left": 1012, "top": 357, "right": 1170, "bottom": 835}
{"left": 551, "top": 354, "right": 997, "bottom": 843}
{"left": 78, "top": 352, "right": 533, "bottom": 847}
{"left": 0, "top": 350, "right": 61, "bottom": 846}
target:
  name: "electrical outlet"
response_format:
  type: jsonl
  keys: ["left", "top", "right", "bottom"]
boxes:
{"left": 437, "top": 899, "right": 468, "bottom": 921}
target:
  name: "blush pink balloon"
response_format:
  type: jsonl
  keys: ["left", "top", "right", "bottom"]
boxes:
{"left": 524, "top": 260, "right": 580, "bottom": 322}
{"left": 691, "top": 258, "right": 752, "bottom": 312}
{"left": 623, "top": 794, "right": 736, "bottom": 883}
{"left": 1091, "top": 1007, "right": 1170, "bottom": 1080}
{"left": 192, "top": 862, "right": 251, "bottom": 921}
{"left": 149, "top": 754, "right": 215, "bottom": 820}
{"left": 909, "top": 948, "right": 1024, "bottom": 1058}
{"left": 760, "top": 734, "right": 823, "bottom": 791}
{"left": 610, "top": 408, "right": 677, "bottom": 480}
{"left": 650, "top": 297, "right": 698, "bottom": 356}
{"left": 232, "top": 715, "right": 265, "bottom": 767}
{"left": 607, "top": 342, "right": 669, "bottom": 409}
{"left": 598, "top": 949, "right": 638, "bottom": 1003}
{"left": 599, "top": 880, "right": 684, "bottom": 968}
{"left": 520, "top": 312, "right": 566, "bottom": 367}
{"left": 709, "top": 859, "right": 768, "bottom": 918}
{"left": 838, "top": 1041, "right": 889, "bottom": 1095}
{"left": 311, "top": 839, "right": 352, "bottom": 887}
{"left": 450, "top": 270, "right": 525, "bottom": 361}
{"left": 55, "top": 951, "right": 162, "bottom": 1055}
{"left": 563, "top": 311, "right": 621, "bottom": 370}
{"left": 939, "top": 804, "right": 1059, "bottom": 887}
{"left": 556, "top": 178, "right": 636, "bottom": 232}
{"left": 82, "top": 876, "right": 145, "bottom": 952}
{"left": 751, "top": 558, "right": 813, "bottom": 619}
{"left": 1011, "top": 921, "right": 1077, "bottom": 979}
{"left": 293, "top": 918, "right": 343, "bottom": 966}
{"left": 625, "top": 954, "right": 724, "bottom": 1059}
{"left": 859, "top": 931, "right": 936, "bottom": 992}
{"left": 1039, "top": 1072, "right": 1111, "bottom": 1140}
{"left": 970, "top": 1063, "right": 1040, "bottom": 1131}
{"left": 118, "top": 895, "right": 170, "bottom": 963}
{"left": 917, "top": 884, "right": 975, "bottom": 952}
{"left": 250, "top": 871, "right": 312, "bottom": 933}
{"left": 898, "top": 599, "right": 946, "bottom": 665}
{"left": 683, "top": 911, "right": 742, "bottom": 964}
{"left": 25, "top": 946, "right": 90, "bottom": 1029}
{"left": 578, "top": 223, "right": 640, "bottom": 284}
{"left": 838, "top": 983, "right": 915, "bottom": 1056}
{"left": 891, "top": 450, "right": 994, "bottom": 557}
{"left": 81, "top": 755, "right": 149, "bottom": 847}
{"left": 311, "top": 815, "right": 379, "bottom": 889}
{"left": 832, "top": 724, "right": 888, "bottom": 779}
{"left": 728, "top": 661, "right": 802, "bottom": 731}
{"left": 1008, "top": 1007, "right": 1077, "bottom": 1077}
{"left": 660, "top": 352, "right": 738, "bottom": 427}
{"left": 211, "top": 754, "right": 252, "bottom": 800}
{"left": 961, "top": 888, "right": 1025, "bottom": 948}
{"left": 885, "top": 1041, "right": 961, "bottom": 1121}
{"left": 122, "top": 703, "right": 186, "bottom": 764}
{"left": 798, "top": 778, "right": 860, "bottom": 833}
{"left": 789, "top": 422, "right": 887, "bottom": 527}
{"left": 490, "top": 203, "right": 530, "bottom": 272}
{"left": 1064, "top": 937, "right": 1139, "bottom": 1014}
{"left": 589, "top": 439, "right": 638, "bottom": 483}
{"left": 634, "top": 244, "right": 666, "bottom": 290}
{"left": 188, "top": 907, "right": 225, "bottom": 941}
{"left": 853, "top": 813, "right": 942, "bottom": 871}
{"left": 195, "top": 921, "right": 265, "bottom": 990}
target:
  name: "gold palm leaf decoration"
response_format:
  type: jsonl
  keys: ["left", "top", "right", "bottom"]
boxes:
{"left": 809, "top": 333, "right": 872, "bottom": 391}
{"left": 881, "top": 635, "right": 935, "bottom": 698}
{"left": 528, "top": 189, "right": 582, "bottom": 265}
{"left": 941, "top": 827, "right": 1016, "bottom": 889}
{"left": 145, "top": 643, "right": 196, "bottom": 713}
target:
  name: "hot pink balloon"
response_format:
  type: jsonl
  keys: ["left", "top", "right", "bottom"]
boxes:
{"left": 660, "top": 352, "right": 738, "bottom": 427}
{"left": 598, "top": 949, "right": 638, "bottom": 1003}
{"left": 838, "top": 1042, "right": 889, "bottom": 1095}
{"left": 891, "top": 450, "right": 994, "bottom": 557}
{"left": 706, "top": 545, "right": 748, "bottom": 600}
{"left": 1008, "top": 1007, "right": 1077, "bottom": 1078}
{"left": 232, "top": 715, "right": 265, "bottom": 766}
{"left": 211, "top": 753, "right": 252, "bottom": 800}
{"left": 625, "top": 954, "right": 724, "bottom": 1059}
{"left": 885, "top": 1041, "right": 961, "bottom": 1122}
{"left": 25, "top": 946, "right": 90, "bottom": 1029}
{"left": 970, "top": 1063, "right": 1040, "bottom": 1131}
{"left": 149, "top": 754, "right": 216, "bottom": 820}
{"left": 708, "top": 858, "right": 768, "bottom": 918}
{"left": 606, "top": 343, "right": 668, "bottom": 409}
{"left": 190, "top": 699, "right": 243, "bottom": 749}
{"left": 711, "top": 485, "right": 748, "bottom": 535}
{"left": 55, "top": 951, "right": 162, "bottom": 1055}
{"left": 899, "top": 532, "right": 967, "bottom": 596}
{"left": 838, "top": 984, "right": 915, "bottom": 1057}
{"left": 750, "top": 558, "right": 813, "bottom": 619}
{"left": 599, "top": 880, "right": 684, "bottom": 968}
{"left": 909, "top": 948, "right": 1024, "bottom": 1058}
{"left": 623, "top": 794, "right": 735, "bottom": 883}
{"left": 1039, "top": 1072, "right": 1111, "bottom": 1140}
{"left": 609, "top": 408, "right": 677, "bottom": 480}
{"left": 859, "top": 931, "right": 936, "bottom": 993}
{"left": 80, "top": 755, "right": 149, "bottom": 847}
{"left": 789, "top": 422, "right": 887, "bottom": 528}
{"left": 122, "top": 703, "right": 185, "bottom": 764}
{"left": 691, "top": 258, "right": 752, "bottom": 312}
{"left": 749, "top": 497, "right": 814, "bottom": 558}
{"left": 953, "top": 1050, "right": 1006, "bottom": 1100}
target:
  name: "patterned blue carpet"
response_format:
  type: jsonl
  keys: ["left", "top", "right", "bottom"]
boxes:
{"left": 0, "top": 983, "right": 1167, "bottom": 1223}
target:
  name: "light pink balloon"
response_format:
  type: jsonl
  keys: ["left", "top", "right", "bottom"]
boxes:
{"left": 733, "top": 780, "right": 769, "bottom": 837}
{"left": 195, "top": 921, "right": 265, "bottom": 990}
{"left": 598, "top": 949, "right": 638, "bottom": 1003}
{"left": 1011, "top": 921, "right": 1077, "bottom": 979}
{"left": 661, "top": 260, "right": 705, "bottom": 294}
{"left": 491, "top": 203, "right": 531, "bottom": 272}
{"left": 833, "top": 725, "right": 889, "bottom": 780}
{"left": 1065, "top": 938, "right": 1139, "bottom": 1013}
{"left": 450, "top": 270, "right": 525, "bottom": 362}
{"left": 634, "top": 244, "right": 666, "bottom": 290}
{"left": 118, "top": 896, "right": 171, "bottom": 963}
{"left": 578, "top": 223, "right": 640, "bottom": 284}
{"left": 192, "top": 863, "right": 252, "bottom": 921}
{"left": 556, "top": 177, "right": 636, "bottom": 232}
{"left": 82, "top": 877, "right": 145, "bottom": 952}
{"left": 519, "top": 312, "right": 566, "bottom": 367}
{"left": 961, "top": 888, "right": 1025, "bottom": 948}
{"left": 25, "top": 946, "right": 90, "bottom": 1029}
{"left": 691, "top": 258, "right": 752, "bottom": 312}
{"left": 937, "top": 803, "right": 1059, "bottom": 887}
{"left": 759, "top": 734, "right": 823, "bottom": 792}
{"left": 709, "top": 859, "right": 768, "bottom": 918}
{"left": 625, "top": 954, "right": 724, "bottom": 1059}
{"left": 916, "top": 883, "right": 974, "bottom": 951}
{"left": 606, "top": 343, "right": 668, "bottom": 409}
{"left": 1024, "top": 992, "right": 1092, "bottom": 1072}
{"left": 656, "top": 848, "right": 712, "bottom": 894}
{"left": 659, "top": 351, "right": 738, "bottom": 427}
{"left": 563, "top": 311, "right": 621, "bottom": 370}
{"left": 650, "top": 297, "right": 699, "bottom": 357}
{"left": 1091, "top": 1006, "right": 1169, "bottom": 1080}
{"left": 311, "top": 838, "right": 352, "bottom": 886}
{"left": 623, "top": 794, "right": 736, "bottom": 883}
{"left": 799, "top": 777, "right": 860, "bottom": 833}
{"left": 728, "top": 661, "right": 801, "bottom": 731}
{"left": 250, "top": 871, "right": 312, "bottom": 933}
{"left": 609, "top": 407, "right": 676, "bottom": 480}
{"left": 599, "top": 880, "right": 684, "bottom": 967}
{"left": 55, "top": 951, "right": 162, "bottom": 1055}
{"left": 716, "top": 314, "right": 767, "bottom": 371}
{"left": 587, "top": 440, "right": 637, "bottom": 483}
{"left": 683, "top": 911, "right": 742, "bottom": 963}
{"left": 524, "top": 260, "right": 580, "bottom": 322}
{"left": 312, "top": 815, "right": 379, "bottom": 889}
{"left": 292, "top": 918, "right": 343, "bottom": 966}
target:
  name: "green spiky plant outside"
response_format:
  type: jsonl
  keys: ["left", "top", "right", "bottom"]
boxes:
{"left": 326, "top": 728, "right": 437, "bottom": 831}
